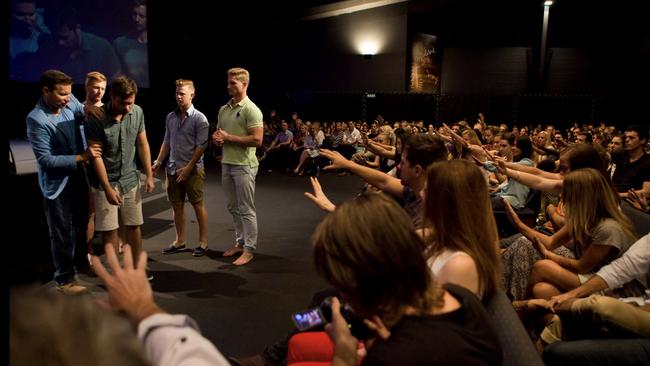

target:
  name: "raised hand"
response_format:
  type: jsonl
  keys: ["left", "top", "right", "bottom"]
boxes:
{"left": 319, "top": 149, "right": 352, "bottom": 171}
{"left": 304, "top": 177, "right": 336, "bottom": 212}
{"left": 91, "top": 244, "right": 163, "bottom": 324}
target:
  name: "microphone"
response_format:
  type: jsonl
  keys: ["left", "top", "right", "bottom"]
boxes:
{"left": 74, "top": 112, "right": 85, "bottom": 125}
{"left": 75, "top": 112, "right": 88, "bottom": 149}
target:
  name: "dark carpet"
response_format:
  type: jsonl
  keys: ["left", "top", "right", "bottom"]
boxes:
{"left": 10, "top": 163, "right": 365, "bottom": 358}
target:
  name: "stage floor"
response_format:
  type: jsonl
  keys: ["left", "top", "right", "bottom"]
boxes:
{"left": 14, "top": 160, "right": 364, "bottom": 358}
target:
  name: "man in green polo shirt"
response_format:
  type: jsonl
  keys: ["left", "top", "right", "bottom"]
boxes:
{"left": 212, "top": 67, "right": 263, "bottom": 266}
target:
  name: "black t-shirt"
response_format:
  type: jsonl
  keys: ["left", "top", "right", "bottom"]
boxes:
{"left": 362, "top": 285, "right": 502, "bottom": 366}
{"left": 612, "top": 152, "right": 650, "bottom": 192}
{"left": 402, "top": 186, "right": 423, "bottom": 229}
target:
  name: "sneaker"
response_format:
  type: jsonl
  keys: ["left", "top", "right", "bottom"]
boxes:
{"left": 56, "top": 281, "right": 88, "bottom": 295}
{"left": 162, "top": 242, "right": 186, "bottom": 255}
{"left": 192, "top": 246, "right": 208, "bottom": 257}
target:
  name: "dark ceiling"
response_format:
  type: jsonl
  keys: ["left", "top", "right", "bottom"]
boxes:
{"left": 151, "top": 0, "right": 649, "bottom": 48}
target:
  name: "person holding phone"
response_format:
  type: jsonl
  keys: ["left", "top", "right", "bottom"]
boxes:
{"left": 288, "top": 193, "right": 502, "bottom": 365}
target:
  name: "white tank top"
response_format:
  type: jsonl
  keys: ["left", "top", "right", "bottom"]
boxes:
{"left": 428, "top": 249, "right": 471, "bottom": 276}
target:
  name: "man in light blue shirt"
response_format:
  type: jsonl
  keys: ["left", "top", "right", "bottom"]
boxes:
{"left": 26, "top": 70, "right": 101, "bottom": 294}
{"left": 154, "top": 79, "right": 210, "bottom": 257}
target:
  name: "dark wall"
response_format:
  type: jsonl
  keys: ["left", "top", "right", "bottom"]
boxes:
{"left": 441, "top": 48, "right": 530, "bottom": 95}
{"left": 274, "top": 3, "right": 408, "bottom": 92}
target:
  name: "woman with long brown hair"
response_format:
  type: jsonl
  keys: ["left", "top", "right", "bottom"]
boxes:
{"left": 294, "top": 193, "right": 502, "bottom": 366}
{"left": 424, "top": 159, "right": 501, "bottom": 299}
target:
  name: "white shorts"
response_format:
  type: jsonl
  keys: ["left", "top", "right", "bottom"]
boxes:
{"left": 93, "top": 181, "right": 143, "bottom": 231}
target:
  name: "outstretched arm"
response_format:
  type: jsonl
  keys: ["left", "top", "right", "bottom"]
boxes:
{"left": 320, "top": 149, "right": 404, "bottom": 197}
{"left": 499, "top": 160, "right": 563, "bottom": 195}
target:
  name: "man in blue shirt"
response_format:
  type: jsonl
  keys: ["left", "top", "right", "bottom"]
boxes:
{"left": 26, "top": 70, "right": 102, "bottom": 295}
{"left": 154, "top": 79, "right": 210, "bottom": 256}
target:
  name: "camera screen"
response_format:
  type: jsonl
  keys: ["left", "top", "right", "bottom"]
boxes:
{"left": 292, "top": 308, "right": 325, "bottom": 331}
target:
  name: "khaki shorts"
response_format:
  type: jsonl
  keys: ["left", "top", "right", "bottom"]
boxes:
{"left": 93, "top": 181, "right": 143, "bottom": 231}
{"left": 166, "top": 166, "right": 205, "bottom": 204}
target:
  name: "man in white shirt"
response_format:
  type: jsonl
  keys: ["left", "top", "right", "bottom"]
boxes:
{"left": 541, "top": 234, "right": 650, "bottom": 344}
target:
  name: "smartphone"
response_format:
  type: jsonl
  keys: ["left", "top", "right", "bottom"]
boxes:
{"left": 291, "top": 307, "right": 326, "bottom": 331}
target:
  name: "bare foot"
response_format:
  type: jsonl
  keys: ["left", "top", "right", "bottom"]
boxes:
{"left": 233, "top": 251, "right": 254, "bottom": 266}
{"left": 223, "top": 245, "right": 244, "bottom": 257}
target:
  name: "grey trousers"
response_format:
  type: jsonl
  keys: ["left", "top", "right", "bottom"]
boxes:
{"left": 222, "top": 164, "right": 258, "bottom": 251}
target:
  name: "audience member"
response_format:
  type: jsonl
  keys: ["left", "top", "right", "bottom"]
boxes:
{"left": 312, "top": 134, "right": 447, "bottom": 228}
{"left": 612, "top": 125, "right": 650, "bottom": 195}
{"left": 10, "top": 287, "right": 149, "bottom": 366}
{"left": 424, "top": 159, "right": 501, "bottom": 300}
{"left": 490, "top": 135, "right": 534, "bottom": 210}
{"left": 289, "top": 193, "right": 502, "bottom": 365}
{"left": 93, "top": 244, "right": 231, "bottom": 365}
{"left": 505, "top": 168, "right": 636, "bottom": 302}
{"left": 543, "top": 234, "right": 649, "bottom": 341}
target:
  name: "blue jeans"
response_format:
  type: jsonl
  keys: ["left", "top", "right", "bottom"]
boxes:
{"left": 222, "top": 164, "right": 258, "bottom": 251}
{"left": 44, "top": 173, "right": 89, "bottom": 285}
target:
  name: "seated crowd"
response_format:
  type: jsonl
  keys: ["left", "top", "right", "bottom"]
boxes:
{"left": 11, "top": 111, "right": 650, "bottom": 365}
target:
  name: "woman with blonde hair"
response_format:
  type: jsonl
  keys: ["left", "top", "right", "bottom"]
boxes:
{"left": 505, "top": 168, "right": 636, "bottom": 301}
{"left": 424, "top": 159, "right": 501, "bottom": 299}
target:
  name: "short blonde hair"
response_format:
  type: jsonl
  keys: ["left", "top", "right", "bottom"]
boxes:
{"left": 175, "top": 79, "right": 195, "bottom": 92}
{"left": 227, "top": 67, "right": 250, "bottom": 84}
{"left": 85, "top": 71, "right": 107, "bottom": 87}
